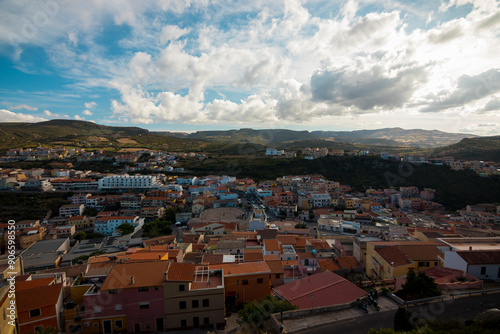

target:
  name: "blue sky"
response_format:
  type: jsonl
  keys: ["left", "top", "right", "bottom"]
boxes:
{"left": 0, "top": 0, "right": 499, "bottom": 135}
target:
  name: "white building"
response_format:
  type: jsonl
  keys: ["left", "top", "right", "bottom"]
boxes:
{"left": 98, "top": 175, "right": 161, "bottom": 190}
{"left": 59, "top": 204, "right": 84, "bottom": 217}
{"left": 443, "top": 250, "right": 500, "bottom": 281}
{"left": 311, "top": 192, "right": 331, "bottom": 207}
{"left": 93, "top": 216, "right": 144, "bottom": 236}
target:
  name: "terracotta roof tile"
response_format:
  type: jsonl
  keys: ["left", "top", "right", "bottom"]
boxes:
{"left": 273, "top": 271, "right": 365, "bottom": 309}
{"left": 265, "top": 260, "right": 285, "bottom": 274}
{"left": 244, "top": 249, "right": 264, "bottom": 262}
{"left": 264, "top": 239, "right": 282, "bottom": 251}
{"left": 16, "top": 283, "right": 63, "bottom": 312}
{"left": 376, "top": 246, "right": 412, "bottom": 267}
{"left": 101, "top": 261, "right": 170, "bottom": 289}
{"left": 264, "top": 255, "right": 281, "bottom": 262}
{"left": 166, "top": 262, "right": 196, "bottom": 281}
{"left": 336, "top": 256, "right": 359, "bottom": 269}
{"left": 209, "top": 261, "right": 270, "bottom": 276}
{"left": 318, "top": 259, "right": 340, "bottom": 271}
{"left": 457, "top": 250, "right": 500, "bottom": 264}
{"left": 16, "top": 277, "right": 55, "bottom": 291}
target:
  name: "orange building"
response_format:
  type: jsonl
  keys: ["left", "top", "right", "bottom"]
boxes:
{"left": 16, "top": 278, "right": 64, "bottom": 334}
{"left": 209, "top": 262, "right": 271, "bottom": 306}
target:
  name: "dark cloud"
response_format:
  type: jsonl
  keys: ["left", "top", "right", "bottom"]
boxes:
{"left": 482, "top": 98, "right": 500, "bottom": 113}
{"left": 428, "top": 25, "right": 464, "bottom": 44}
{"left": 310, "top": 64, "right": 428, "bottom": 110}
{"left": 420, "top": 68, "right": 500, "bottom": 113}
{"left": 476, "top": 10, "right": 500, "bottom": 30}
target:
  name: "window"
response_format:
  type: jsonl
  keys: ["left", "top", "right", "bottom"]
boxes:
{"left": 29, "top": 308, "right": 41, "bottom": 318}
{"left": 115, "top": 304, "right": 122, "bottom": 311}
{"left": 257, "top": 278, "right": 263, "bottom": 284}
{"left": 115, "top": 320, "right": 123, "bottom": 328}
{"left": 181, "top": 320, "right": 187, "bottom": 327}
{"left": 242, "top": 280, "right": 249, "bottom": 285}
{"left": 204, "top": 317, "right": 210, "bottom": 325}
{"left": 145, "top": 322, "right": 151, "bottom": 329}
{"left": 202, "top": 299, "right": 209, "bottom": 307}
{"left": 109, "top": 289, "right": 118, "bottom": 295}
{"left": 192, "top": 300, "right": 199, "bottom": 308}
{"left": 179, "top": 301, "right": 186, "bottom": 309}
{"left": 139, "top": 303, "right": 149, "bottom": 310}
{"left": 179, "top": 284, "right": 185, "bottom": 292}
{"left": 138, "top": 287, "right": 149, "bottom": 292}
{"left": 34, "top": 326, "right": 43, "bottom": 332}
{"left": 481, "top": 267, "right": 486, "bottom": 275}
{"left": 93, "top": 306, "right": 102, "bottom": 313}
{"left": 276, "top": 274, "right": 281, "bottom": 279}
{"left": 154, "top": 286, "right": 159, "bottom": 291}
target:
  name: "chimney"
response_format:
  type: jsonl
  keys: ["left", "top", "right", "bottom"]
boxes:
{"left": 158, "top": 254, "right": 161, "bottom": 259}
{"left": 164, "top": 272, "right": 167, "bottom": 281}
{"left": 469, "top": 246, "right": 472, "bottom": 251}
{"left": 131, "top": 276, "right": 134, "bottom": 285}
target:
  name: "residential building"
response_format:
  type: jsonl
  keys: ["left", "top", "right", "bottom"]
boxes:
{"left": 209, "top": 262, "right": 271, "bottom": 306}
{"left": 164, "top": 263, "right": 225, "bottom": 331}
{"left": 98, "top": 175, "right": 161, "bottom": 190}
{"left": 94, "top": 216, "right": 144, "bottom": 236}
{"left": 16, "top": 278, "right": 64, "bottom": 334}
{"left": 443, "top": 250, "right": 500, "bottom": 281}
{"left": 59, "top": 204, "right": 85, "bottom": 217}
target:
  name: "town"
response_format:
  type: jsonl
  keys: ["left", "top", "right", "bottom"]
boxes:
{"left": 1, "top": 147, "right": 500, "bottom": 334}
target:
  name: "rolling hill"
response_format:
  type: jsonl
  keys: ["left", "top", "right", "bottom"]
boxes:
{"left": 431, "top": 136, "right": 500, "bottom": 161}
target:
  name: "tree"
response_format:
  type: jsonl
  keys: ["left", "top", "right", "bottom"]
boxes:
{"left": 294, "top": 223, "right": 307, "bottom": 229}
{"left": 308, "top": 209, "right": 315, "bottom": 220}
{"left": 117, "top": 223, "right": 134, "bottom": 235}
{"left": 238, "top": 295, "right": 297, "bottom": 327}
{"left": 394, "top": 307, "right": 415, "bottom": 332}
{"left": 73, "top": 231, "right": 86, "bottom": 241}
{"left": 396, "top": 270, "right": 441, "bottom": 301}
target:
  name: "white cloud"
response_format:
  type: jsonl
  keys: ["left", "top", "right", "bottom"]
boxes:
{"left": 10, "top": 104, "right": 38, "bottom": 111}
{"left": 82, "top": 110, "right": 93, "bottom": 116}
{"left": 74, "top": 115, "right": 85, "bottom": 120}
{"left": 43, "top": 109, "right": 58, "bottom": 117}
{"left": 0, "top": 109, "right": 47, "bottom": 122}
{"left": 160, "top": 25, "right": 190, "bottom": 43}
{"left": 84, "top": 101, "right": 97, "bottom": 109}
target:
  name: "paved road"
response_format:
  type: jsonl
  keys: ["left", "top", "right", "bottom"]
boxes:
{"left": 293, "top": 294, "right": 500, "bottom": 334}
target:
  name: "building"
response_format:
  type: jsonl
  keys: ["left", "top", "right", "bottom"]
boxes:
{"left": 21, "top": 238, "right": 70, "bottom": 272}
{"left": 83, "top": 260, "right": 169, "bottom": 333}
{"left": 98, "top": 175, "right": 161, "bottom": 190}
{"left": 59, "top": 204, "right": 85, "bottom": 217}
{"left": 272, "top": 271, "right": 365, "bottom": 309}
{"left": 16, "top": 278, "right": 64, "bottom": 334}
{"left": 93, "top": 216, "right": 144, "bottom": 236}
{"left": 443, "top": 250, "right": 500, "bottom": 281}
{"left": 164, "top": 262, "right": 225, "bottom": 330}
{"left": 209, "top": 262, "right": 271, "bottom": 306}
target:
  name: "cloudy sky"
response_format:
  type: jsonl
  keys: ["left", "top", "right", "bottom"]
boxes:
{"left": 0, "top": 0, "right": 499, "bottom": 135}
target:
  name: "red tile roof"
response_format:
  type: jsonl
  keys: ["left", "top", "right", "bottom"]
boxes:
{"left": 318, "top": 259, "right": 340, "bottom": 271}
{"left": 336, "top": 256, "right": 359, "bottom": 269}
{"left": 101, "top": 261, "right": 170, "bottom": 289}
{"left": 376, "top": 246, "right": 412, "bottom": 267}
{"left": 244, "top": 249, "right": 264, "bottom": 262}
{"left": 16, "top": 283, "right": 63, "bottom": 312}
{"left": 16, "top": 277, "right": 55, "bottom": 291}
{"left": 265, "top": 260, "right": 285, "bottom": 274}
{"left": 209, "top": 261, "right": 270, "bottom": 277}
{"left": 273, "top": 271, "right": 365, "bottom": 309}
{"left": 166, "top": 262, "right": 196, "bottom": 281}
{"left": 264, "top": 239, "right": 282, "bottom": 251}
{"left": 457, "top": 250, "right": 500, "bottom": 265}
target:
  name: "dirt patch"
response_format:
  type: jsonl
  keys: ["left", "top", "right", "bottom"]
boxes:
{"left": 88, "top": 136, "right": 109, "bottom": 142}
{"left": 118, "top": 148, "right": 149, "bottom": 152}
{"left": 117, "top": 138, "right": 138, "bottom": 144}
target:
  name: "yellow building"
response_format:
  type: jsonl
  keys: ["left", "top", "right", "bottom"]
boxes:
{"left": 0, "top": 283, "right": 17, "bottom": 334}
{"left": 365, "top": 242, "right": 444, "bottom": 280}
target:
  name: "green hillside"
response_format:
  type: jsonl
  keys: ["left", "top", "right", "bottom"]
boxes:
{"left": 431, "top": 136, "right": 500, "bottom": 161}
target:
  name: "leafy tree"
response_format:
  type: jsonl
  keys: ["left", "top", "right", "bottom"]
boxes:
{"left": 143, "top": 217, "right": 172, "bottom": 237}
{"left": 117, "top": 223, "right": 134, "bottom": 235}
{"left": 394, "top": 307, "right": 415, "bottom": 332}
{"left": 85, "top": 232, "right": 105, "bottom": 240}
{"left": 238, "top": 295, "right": 297, "bottom": 327}
{"left": 396, "top": 271, "right": 441, "bottom": 301}
{"left": 73, "top": 231, "right": 86, "bottom": 241}
{"left": 294, "top": 223, "right": 307, "bottom": 229}
{"left": 308, "top": 209, "right": 315, "bottom": 220}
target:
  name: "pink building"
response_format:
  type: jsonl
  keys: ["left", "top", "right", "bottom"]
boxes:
{"left": 83, "top": 260, "right": 169, "bottom": 333}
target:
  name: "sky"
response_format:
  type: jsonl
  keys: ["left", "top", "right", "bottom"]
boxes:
{"left": 0, "top": 0, "right": 499, "bottom": 135}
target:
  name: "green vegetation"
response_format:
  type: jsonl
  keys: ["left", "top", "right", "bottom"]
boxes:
{"left": 395, "top": 271, "right": 441, "bottom": 301}
{"left": 117, "top": 223, "right": 135, "bottom": 235}
{"left": 393, "top": 307, "right": 416, "bottom": 332}
{"left": 143, "top": 217, "right": 173, "bottom": 237}
{"left": 237, "top": 295, "right": 297, "bottom": 327}
{"left": 431, "top": 136, "right": 500, "bottom": 161}
{"left": 294, "top": 223, "right": 307, "bottom": 229}
{"left": 0, "top": 192, "right": 72, "bottom": 222}
{"left": 181, "top": 155, "right": 500, "bottom": 211}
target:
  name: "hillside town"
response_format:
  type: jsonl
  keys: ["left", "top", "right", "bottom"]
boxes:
{"left": 1, "top": 153, "right": 500, "bottom": 333}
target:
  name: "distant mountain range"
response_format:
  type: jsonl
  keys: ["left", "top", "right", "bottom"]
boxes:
{"left": 155, "top": 127, "right": 476, "bottom": 148}
{"left": 1, "top": 120, "right": 497, "bottom": 161}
